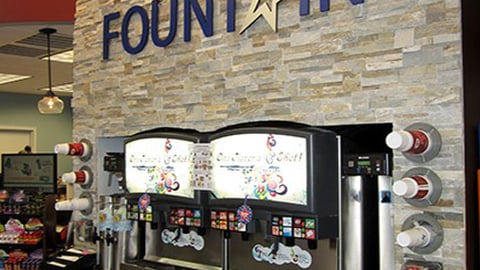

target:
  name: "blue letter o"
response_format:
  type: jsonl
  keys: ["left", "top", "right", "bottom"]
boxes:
{"left": 121, "top": 6, "right": 149, "bottom": 55}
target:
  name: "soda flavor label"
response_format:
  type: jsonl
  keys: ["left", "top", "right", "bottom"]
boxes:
{"left": 161, "top": 228, "right": 205, "bottom": 251}
{"left": 169, "top": 208, "right": 203, "bottom": 228}
{"left": 252, "top": 242, "right": 312, "bottom": 269}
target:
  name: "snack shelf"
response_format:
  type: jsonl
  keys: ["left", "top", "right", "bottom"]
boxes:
{"left": 0, "top": 193, "right": 60, "bottom": 263}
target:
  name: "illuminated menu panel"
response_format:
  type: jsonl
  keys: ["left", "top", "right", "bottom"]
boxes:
{"left": 169, "top": 207, "right": 203, "bottom": 227}
{"left": 127, "top": 202, "right": 152, "bottom": 222}
{"left": 210, "top": 210, "right": 247, "bottom": 232}
{"left": 125, "top": 138, "right": 194, "bottom": 198}
{"left": 210, "top": 133, "right": 308, "bottom": 205}
{"left": 271, "top": 215, "right": 316, "bottom": 240}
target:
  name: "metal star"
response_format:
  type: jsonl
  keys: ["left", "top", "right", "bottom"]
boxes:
{"left": 240, "top": 0, "right": 283, "bottom": 33}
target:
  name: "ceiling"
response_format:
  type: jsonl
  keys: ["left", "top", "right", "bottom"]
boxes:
{"left": 0, "top": 23, "right": 74, "bottom": 97}
{"left": 0, "top": 0, "right": 75, "bottom": 97}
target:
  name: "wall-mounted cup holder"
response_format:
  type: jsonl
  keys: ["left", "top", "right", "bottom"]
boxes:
{"left": 393, "top": 167, "right": 442, "bottom": 208}
{"left": 397, "top": 213, "right": 443, "bottom": 254}
{"left": 54, "top": 138, "right": 93, "bottom": 162}
{"left": 386, "top": 122, "right": 442, "bottom": 163}
{"left": 79, "top": 191, "right": 94, "bottom": 216}
{"left": 61, "top": 165, "right": 94, "bottom": 189}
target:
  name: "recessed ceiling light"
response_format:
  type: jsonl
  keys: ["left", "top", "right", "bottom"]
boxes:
{"left": 39, "top": 83, "right": 73, "bottom": 93}
{"left": 42, "top": 49, "right": 73, "bottom": 63}
{"left": 0, "top": 73, "right": 32, "bottom": 85}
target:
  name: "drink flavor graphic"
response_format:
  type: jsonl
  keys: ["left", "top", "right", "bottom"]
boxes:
{"left": 252, "top": 242, "right": 312, "bottom": 269}
{"left": 161, "top": 228, "right": 205, "bottom": 251}
{"left": 211, "top": 133, "right": 308, "bottom": 205}
{"left": 126, "top": 138, "right": 194, "bottom": 198}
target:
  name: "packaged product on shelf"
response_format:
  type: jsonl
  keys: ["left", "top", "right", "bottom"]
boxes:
{"left": 0, "top": 191, "right": 8, "bottom": 202}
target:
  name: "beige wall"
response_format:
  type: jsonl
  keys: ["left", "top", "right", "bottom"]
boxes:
{"left": 73, "top": 0, "right": 464, "bottom": 268}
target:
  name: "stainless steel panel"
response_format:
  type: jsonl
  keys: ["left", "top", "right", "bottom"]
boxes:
{"left": 377, "top": 175, "right": 394, "bottom": 270}
{"left": 124, "top": 221, "right": 139, "bottom": 260}
{"left": 340, "top": 176, "right": 363, "bottom": 270}
{"left": 144, "top": 224, "right": 160, "bottom": 258}
{"left": 117, "top": 230, "right": 127, "bottom": 264}
{"left": 99, "top": 231, "right": 113, "bottom": 270}
{"left": 99, "top": 196, "right": 113, "bottom": 270}
{"left": 229, "top": 233, "right": 337, "bottom": 270}
{"left": 222, "top": 237, "right": 229, "bottom": 270}
{"left": 144, "top": 226, "right": 223, "bottom": 269}
{"left": 120, "top": 262, "right": 175, "bottom": 270}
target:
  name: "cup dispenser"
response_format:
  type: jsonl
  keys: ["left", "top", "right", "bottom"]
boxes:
{"left": 396, "top": 213, "right": 444, "bottom": 254}
{"left": 392, "top": 167, "right": 442, "bottom": 208}
{"left": 61, "top": 166, "right": 94, "bottom": 189}
{"left": 54, "top": 139, "right": 93, "bottom": 162}
{"left": 385, "top": 122, "right": 441, "bottom": 163}
{"left": 341, "top": 153, "right": 394, "bottom": 270}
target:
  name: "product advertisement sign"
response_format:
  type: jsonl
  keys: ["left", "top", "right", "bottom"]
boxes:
{"left": 125, "top": 138, "right": 194, "bottom": 198}
{"left": 210, "top": 133, "right": 308, "bottom": 205}
{"left": 1, "top": 154, "right": 57, "bottom": 192}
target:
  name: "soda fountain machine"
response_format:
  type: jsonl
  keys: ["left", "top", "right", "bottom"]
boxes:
{"left": 207, "top": 122, "right": 339, "bottom": 270}
{"left": 122, "top": 128, "right": 222, "bottom": 269}
{"left": 116, "top": 122, "right": 396, "bottom": 270}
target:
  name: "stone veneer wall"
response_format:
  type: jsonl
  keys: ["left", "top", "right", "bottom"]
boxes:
{"left": 73, "top": 0, "right": 464, "bottom": 269}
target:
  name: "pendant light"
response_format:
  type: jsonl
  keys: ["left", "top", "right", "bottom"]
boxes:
{"left": 37, "top": 28, "right": 64, "bottom": 114}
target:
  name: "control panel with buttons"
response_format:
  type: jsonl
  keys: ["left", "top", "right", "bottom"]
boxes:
{"left": 342, "top": 153, "right": 390, "bottom": 176}
{"left": 271, "top": 215, "right": 317, "bottom": 240}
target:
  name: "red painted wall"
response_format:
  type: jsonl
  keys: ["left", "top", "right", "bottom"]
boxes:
{"left": 0, "top": 0, "right": 75, "bottom": 23}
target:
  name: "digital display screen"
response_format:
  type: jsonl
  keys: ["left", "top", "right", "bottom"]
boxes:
{"left": 357, "top": 160, "right": 370, "bottom": 166}
{"left": 125, "top": 137, "right": 194, "bottom": 198}
{"left": 210, "top": 133, "right": 308, "bottom": 206}
{"left": 1, "top": 154, "right": 57, "bottom": 193}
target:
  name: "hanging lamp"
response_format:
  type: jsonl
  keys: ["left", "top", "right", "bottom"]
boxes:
{"left": 37, "top": 28, "right": 64, "bottom": 114}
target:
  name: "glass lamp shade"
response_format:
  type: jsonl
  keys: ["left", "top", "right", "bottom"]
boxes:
{"left": 37, "top": 94, "right": 64, "bottom": 114}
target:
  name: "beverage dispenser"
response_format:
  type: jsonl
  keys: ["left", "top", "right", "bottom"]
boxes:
{"left": 207, "top": 123, "right": 339, "bottom": 270}
{"left": 122, "top": 128, "right": 222, "bottom": 269}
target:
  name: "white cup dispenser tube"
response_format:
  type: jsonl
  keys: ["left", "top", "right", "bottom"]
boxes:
{"left": 54, "top": 138, "right": 93, "bottom": 162}
{"left": 393, "top": 167, "right": 442, "bottom": 208}
{"left": 55, "top": 192, "right": 94, "bottom": 216}
{"left": 61, "top": 166, "right": 94, "bottom": 189}
{"left": 386, "top": 122, "right": 442, "bottom": 163}
{"left": 396, "top": 213, "right": 444, "bottom": 254}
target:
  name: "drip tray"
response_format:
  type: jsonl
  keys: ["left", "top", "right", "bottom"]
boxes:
{"left": 121, "top": 257, "right": 222, "bottom": 270}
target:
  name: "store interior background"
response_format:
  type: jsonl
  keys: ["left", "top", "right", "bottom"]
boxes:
{"left": 0, "top": 0, "right": 479, "bottom": 269}
{"left": 0, "top": 92, "right": 73, "bottom": 174}
{"left": 0, "top": 0, "right": 74, "bottom": 175}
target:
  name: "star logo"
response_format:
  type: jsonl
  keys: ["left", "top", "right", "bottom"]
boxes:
{"left": 240, "top": 0, "right": 283, "bottom": 34}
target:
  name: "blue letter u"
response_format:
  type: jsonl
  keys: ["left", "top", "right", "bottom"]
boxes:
{"left": 151, "top": 0, "right": 177, "bottom": 47}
